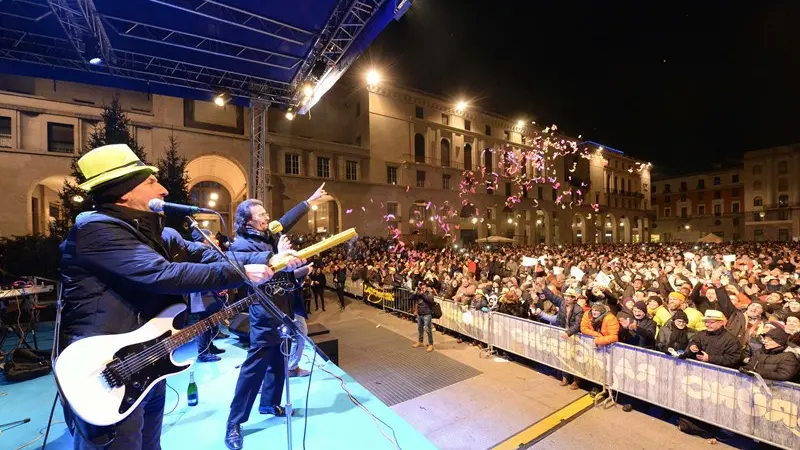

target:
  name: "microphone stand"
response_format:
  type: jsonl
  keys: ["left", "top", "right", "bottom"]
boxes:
{"left": 187, "top": 216, "right": 323, "bottom": 450}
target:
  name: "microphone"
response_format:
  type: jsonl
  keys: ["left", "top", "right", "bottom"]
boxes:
{"left": 148, "top": 199, "right": 215, "bottom": 215}
{"left": 268, "top": 220, "right": 283, "bottom": 234}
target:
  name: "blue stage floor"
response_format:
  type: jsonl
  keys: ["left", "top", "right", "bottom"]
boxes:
{"left": 0, "top": 324, "right": 437, "bottom": 450}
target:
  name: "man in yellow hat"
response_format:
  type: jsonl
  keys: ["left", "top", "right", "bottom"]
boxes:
{"left": 58, "top": 144, "right": 305, "bottom": 450}
{"left": 685, "top": 309, "right": 742, "bottom": 368}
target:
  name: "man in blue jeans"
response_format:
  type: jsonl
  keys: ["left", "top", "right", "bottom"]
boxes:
{"left": 411, "top": 281, "right": 435, "bottom": 352}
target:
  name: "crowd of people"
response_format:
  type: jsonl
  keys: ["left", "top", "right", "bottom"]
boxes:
{"left": 294, "top": 234, "right": 800, "bottom": 384}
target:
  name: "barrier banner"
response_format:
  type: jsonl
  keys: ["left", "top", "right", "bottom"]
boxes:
{"left": 433, "top": 299, "right": 490, "bottom": 343}
{"left": 610, "top": 344, "right": 800, "bottom": 450}
{"left": 363, "top": 281, "right": 393, "bottom": 305}
{"left": 490, "top": 312, "right": 609, "bottom": 384}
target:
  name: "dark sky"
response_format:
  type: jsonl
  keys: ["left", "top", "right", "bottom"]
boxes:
{"left": 363, "top": 0, "right": 800, "bottom": 177}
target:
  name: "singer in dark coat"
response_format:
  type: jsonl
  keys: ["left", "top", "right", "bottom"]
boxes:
{"left": 58, "top": 144, "right": 303, "bottom": 450}
{"left": 226, "top": 185, "right": 326, "bottom": 450}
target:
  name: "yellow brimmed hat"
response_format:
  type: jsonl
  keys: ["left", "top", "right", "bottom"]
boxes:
{"left": 77, "top": 144, "right": 158, "bottom": 191}
{"left": 703, "top": 309, "right": 727, "bottom": 321}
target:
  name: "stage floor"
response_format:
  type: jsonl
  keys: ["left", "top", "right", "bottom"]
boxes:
{"left": 0, "top": 325, "right": 437, "bottom": 450}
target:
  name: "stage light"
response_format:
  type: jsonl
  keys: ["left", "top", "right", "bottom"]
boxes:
{"left": 209, "top": 192, "right": 219, "bottom": 201}
{"left": 89, "top": 57, "right": 103, "bottom": 65}
{"left": 214, "top": 92, "right": 231, "bottom": 107}
{"left": 285, "top": 111, "right": 295, "bottom": 120}
{"left": 302, "top": 84, "right": 314, "bottom": 97}
{"left": 516, "top": 120, "right": 525, "bottom": 128}
{"left": 214, "top": 96, "right": 224, "bottom": 106}
{"left": 366, "top": 69, "right": 381, "bottom": 86}
{"left": 456, "top": 100, "right": 467, "bottom": 112}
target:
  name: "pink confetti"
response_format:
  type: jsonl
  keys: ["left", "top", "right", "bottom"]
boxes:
{"left": 345, "top": 209, "right": 353, "bottom": 214}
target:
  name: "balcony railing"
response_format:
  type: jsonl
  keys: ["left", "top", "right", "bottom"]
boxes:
{"left": 0, "top": 133, "right": 11, "bottom": 149}
{"left": 401, "top": 153, "right": 465, "bottom": 171}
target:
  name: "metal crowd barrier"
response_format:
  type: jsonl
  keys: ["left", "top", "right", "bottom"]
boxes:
{"left": 325, "top": 278, "right": 800, "bottom": 449}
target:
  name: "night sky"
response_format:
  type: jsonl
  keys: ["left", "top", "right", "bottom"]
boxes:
{"left": 364, "top": 0, "right": 800, "bottom": 177}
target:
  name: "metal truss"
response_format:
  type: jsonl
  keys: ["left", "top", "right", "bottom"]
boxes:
{"left": 289, "top": 0, "right": 387, "bottom": 105}
{"left": 249, "top": 100, "right": 271, "bottom": 205}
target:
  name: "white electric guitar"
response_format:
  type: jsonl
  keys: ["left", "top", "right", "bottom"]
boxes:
{"left": 54, "top": 228, "right": 358, "bottom": 427}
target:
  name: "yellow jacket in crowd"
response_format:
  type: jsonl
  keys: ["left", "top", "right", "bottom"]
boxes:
{"left": 653, "top": 305, "right": 706, "bottom": 333}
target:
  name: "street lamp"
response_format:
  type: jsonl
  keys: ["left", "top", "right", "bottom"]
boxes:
{"left": 366, "top": 69, "right": 381, "bottom": 86}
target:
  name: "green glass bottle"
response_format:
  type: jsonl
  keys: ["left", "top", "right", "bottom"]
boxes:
{"left": 187, "top": 371, "right": 198, "bottom": 407}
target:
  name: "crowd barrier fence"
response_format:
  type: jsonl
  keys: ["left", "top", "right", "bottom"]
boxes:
{"left": 322, "top": 277, "right": 800, "bottom": 449}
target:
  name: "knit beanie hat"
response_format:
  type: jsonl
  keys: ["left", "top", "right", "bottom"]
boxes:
{"left": 672, "top": 310, "right": 689, "bottom": 323}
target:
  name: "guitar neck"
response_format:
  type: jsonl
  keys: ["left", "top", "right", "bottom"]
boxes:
{"left": 164, "top": 294, "right": 257, "bottom": 351}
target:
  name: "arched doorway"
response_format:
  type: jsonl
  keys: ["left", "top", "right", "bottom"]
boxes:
{"left": 187, "top": 154, "right": 248, "bottom": 235}
{"left": 603, "top": 213, "right": 618, "bottom": 243}
{"left": 306, "top": 194, "right": 341, "bottom": 235}
{"left": 632, "top": 216, "right": 643, "bottom": 243}
{"left": 619, "top": 216, "right": 631, "bottom": 243}
{"left": 189, "top": 181, "right": 231, "bottom": 234}
{"left": 534, "top": 210, "right": 551, "bottom": 244}
{"left": 440, "top": 139, "right": 451, "bottom": 167}
{"left": 28, "top": 175, "right": 74, "bottom": 235}
{"left": 464, "top": 143, "right": 472, "bottom": 171}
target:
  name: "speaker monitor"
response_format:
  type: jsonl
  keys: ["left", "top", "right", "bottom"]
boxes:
{"left": 312, "top": 335, "right": 339, "bottom": 366}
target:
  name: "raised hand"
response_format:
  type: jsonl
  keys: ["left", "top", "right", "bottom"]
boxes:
{"left": 307, "top": 183, "right": 327, "bottom": 207}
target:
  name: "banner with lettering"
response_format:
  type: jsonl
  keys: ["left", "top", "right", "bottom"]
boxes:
{"left": 490, "top": 312, "right": 609, "bottom": 384}
{"left": 363, "top": 281, "right": 394, "bottom": 305}
{"left": 433, "top": 299, "right": 490, "bottom": 343}
{"left": 610, "top": 344, "right": 800, "bottom": 450}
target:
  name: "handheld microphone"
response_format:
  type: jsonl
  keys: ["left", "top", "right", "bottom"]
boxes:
{"left": 268, "top": 220, "right": 283, "bottom": 234}
{"left": 148, "top": 199, "right": 215, "bottom": 215}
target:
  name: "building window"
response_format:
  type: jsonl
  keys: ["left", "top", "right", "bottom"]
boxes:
{"left": 697, "top": 179, "right": 705, "bottom": 189}
{"left": 284, "top": 153, "right": 299, "bottom": 175}
{"left": 714, "top": 190, "right": 721, "bottom": 199}
{"left": 753, "top": 180, "right": 762, "bottom": 191}
{"left": 47, "top": 122, "right": 74, "bottom": 153}
{"left": 464, "top": 143, "right": 472, "bottom": 171}
{"left": 732, "top": 202, "right": 740, "bottom": 213}
{"left": 503, "top": 130, "right": 510, "bottom": 141}
{"left": 0, "top": 116, "right": 10, "bottom": 148}
{"left": 414, "top": 133, "right": 425, "bottom": 163}
{"left": 386, "top": 202, "right": 399, "bottom": 217}
{"left": 698, "top": 205, "right": 705, "bottom": 215}
{"left": 440, "top": 139, "right": 451, "bottom": 167}
{"left": 415, "top": 106, "right": 424, "bottom": 119}
{"left": 753, "top": 196, "right": 763, "bottom": 207}
{"left": 485, "top": 124, "right": 491, "bottom": 136}
{"left": 316, "top": 157, "right": 330, "bottom": 178}
{"left": 442, "top": 174, "right": 451, "bottom": 190}
{"left": 778, "top": 194, "right": 789, "bottom": 207}
{"left": 713, "top": 176, "right": 720, "bottom": 185}
{"left": 754, "top": 229, "right": 764, "bottom": 241}
{"left": 732, "top": 174, "right": 739, "bottom": 183}
{"left": 464, "top": 119, "right": 471, "bottom": 131}
{"left": 441, "top": 114, "right": 449, "bottom": 125}
{"left": 714, "top": 204, "right": 721, "bottom": 216}
{"left": 345, "top": 160, "right": 358, "bottom": 181}
{"left": 416, "top": 170, "right": 426, "bottom": 188}
{"left": 386, "top": 166, "right": 398, "bottom": 185}
{"left": 680, "top": 181, "right": 687, "bottom": 191}
{"left": 484, "top": 149, "right": 492, "bottom": 170}
{"left": 355, "top": 101, "right": 361, "bottom": 117}
{"left": 778, "top": 178, "right": 789, "bottom": 191}
{"left": 778, "top": 161, "right": 788, "bottom": 175}
{"left": 538, "top": 186, "right": 543, "bottom": 200}
{"left": 752, "top": 165, "right": 762, "bottom": 175}
{"left": 664, "top": 207, "right": 671, "bottom": 218}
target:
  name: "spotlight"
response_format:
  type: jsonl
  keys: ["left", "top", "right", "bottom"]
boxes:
{"left": 285, "top": 110, "right": 295, "bottom": 121}
{"left": 84, "top": 33, "right": 103, "bottom": 65}
{"left": 89, "top": 57, "right": 103, "bottom": 66}
{"left": 214, "top": 92, "right": 230, "bottom": 107}
{"left": 366, "top": 69, "right": 381, "bottom": 86}
{"left": 456, "top": 100, "right": 467, "bottom": 112}
{"left": 516, "top": 120, "right": 525, "bottom": 128}
{"left": 302, "top": 84, "right": 314, "bottom": 97}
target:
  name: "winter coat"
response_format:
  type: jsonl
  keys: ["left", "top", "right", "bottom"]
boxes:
{"left": 653, "top": 306, "right": 706, "bottom": 333}
{"left": 655, "top": 321, "right": 696, "bottom": 354}
{"left": 541, "top": 288, "right": 584, "bottom": 337}
{"left": 580, "top": 311, "right": 620, "bottom": 346}
{"left": 712, "top": 286, "right": 749, "bottom": 351}
{"left": 687, "top": 328, "right": 743, "bottom": 368}
{"left": 743, "top": 346, "right": 800, "bottom": 381}
{"left": 60, "top": 212, "right": 269, "bottom": 343}
{"left": 230, "top": 200, "right": 309, "bottom": 346}
{"left": 619, "top": 316, "right": 657, "bottom": 349}
{"left": 413, "top": 292, "right": 435, "bottom": 316}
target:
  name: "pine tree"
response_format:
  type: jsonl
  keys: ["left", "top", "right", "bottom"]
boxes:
{"left": 156, "top": 132, "right": 191, "bottom": 233}
{"left": 51, "top": 96, "right": 148, "bottom": 237}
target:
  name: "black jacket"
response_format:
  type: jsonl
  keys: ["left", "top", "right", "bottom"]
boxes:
{"left": 655, "top": 321, "right": 696, "bottom": 354}
{"left": 231, "top": 201, "right": 309, "bottom": 346}
{"left": 619, "top": 317, "right": 657, "bottom": 349}
{"left": 687, "top": 327, "right": 743, "bottom": 368}
{"left": 60, "top": 211, "right": 269, "bottom": 343}
{"left": 542, "top": 288, "right": 584, "bottom": 337}
{"left": 413, "top": 291, "right": 435, "bottom": 316}
{"left": 743, "top": 346, "right": 800, "bottom": 381}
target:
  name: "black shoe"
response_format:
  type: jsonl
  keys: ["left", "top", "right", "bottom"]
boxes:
{"left": 211, "top": 345, "right": 226, "bottom": 355}
{"left": 258, "top": 405, "right": 295, "bottom": 416}
{"left": 214, "top": 331, "right": 230, "bottom": 340}
{"left": 198, "top": 353, "right": 221, "bottom": 362}
{"left": 225, "top": 422, "right": 243, "bottom": 450}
